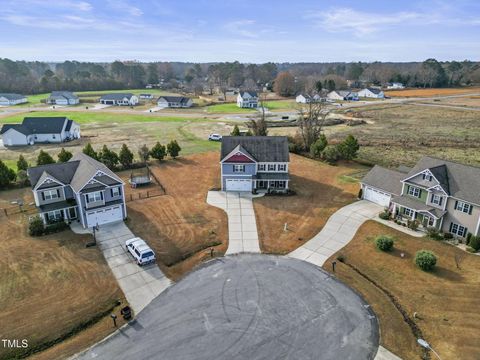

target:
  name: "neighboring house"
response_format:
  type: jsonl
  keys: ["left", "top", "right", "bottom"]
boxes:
{"left": 237, "top": 91, "right": 258, "bottom": 108}
{"left": 46, "top": 91, "right": 80, "bottom": 105}
{"left": 327, "top": 90, "right": 358, "bottom": 101}
{"left": 27, "top": 152, "right": 126, "bottom": 228}
{"left": 0, "top": 93, "right": 27, "bottom": 106}
{"left": 361, "top": 156, "right": 480, "bottom": 238}
{"left": 358, "top": 88, "right": 385, "bottom": 99}
{"left": 157, "top": 96, "right": 193, "bottom": 108}
{"left": 139, "top": 93, "right": 153, "bottom": 99}
{"left": 220, "top": 136, "right": 289, "bottom": 193}
{"left": 386, "top": 82, "right": 405, "bottom": 90}
{"left": 296, "top": 94, "right": 313, "bottom": 104}
{"left": 100, "top": 93, "right": 139, "bottom": 106}
{"left": 0, "top": 117, "right": 80, "bottom": 146}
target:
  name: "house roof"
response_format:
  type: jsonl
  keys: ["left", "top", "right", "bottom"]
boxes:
{"left": 221, "top": 136, "right": 289, "bottom": 163}
{"left": 405, "top": 156, "right": 480, "bottom": 205}
{"left": 0, "top": 93, "right": 26, "bottom": 100}
{"left": 361, "top": 165, "right": 405, "bottom": 196}
{"left": 49, "top": 91, "right": 79, "bottom": 100}
{"left": 27, "top": 152, "right": 123, "bottom": 192}
{"left": 100, "top": 93, "right": 134, "bottom": 100}
{"left": 239, "top": 91, "right": 258, "bottom": 98}
{"left": 64, "top": 119, "right": 73, "bottom": 132}
{"left": 391, "top": 195, "right": 447, "bottom": 218}
{"left": 365, "top": 88, "right": 382, "bottom": 94}
{"left": 23, "top": 117, "right": 68, "bottom": 134}
{"left": 158, "top": 96, "right": 191, "bottom": 103}
{"left": 0, "top": 124, "right": 31, "bottom": 135}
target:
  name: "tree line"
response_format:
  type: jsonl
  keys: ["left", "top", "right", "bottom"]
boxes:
{"left": 1, "top": 58, "right": 478, "bottom": 95}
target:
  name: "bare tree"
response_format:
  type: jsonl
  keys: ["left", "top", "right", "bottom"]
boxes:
{"left": 296, "top": 100, "right": 329, "bottom": 151}
{"left": 247, "top": 93, "right": 268, "bottom": 136}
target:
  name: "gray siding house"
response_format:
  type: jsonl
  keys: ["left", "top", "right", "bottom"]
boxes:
{"left": 157, "top": 96, "right": 193, "bottom": 108}
{"left": 361, "top": 156, "right": 480, "bottom": 238}
{"left": 0, "top": 93, "right": 27, "bottom": 106}
{"left": 0, "top": 117, "right": 80, "bottom": 146}
{"left": 46, "top": 91, "right": 80, "bottom": 105}
{"left": 220, "top": 136, "right": 289, "bottom": 192}
{"left": 100, "top": 93, "right": 139, "bottom": 106}
{"left": 27, "top": 153, "right": 126, "bottom": 228}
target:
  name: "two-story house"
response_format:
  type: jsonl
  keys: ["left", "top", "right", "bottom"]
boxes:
{"left": 220, "top": 136, "right": 289, "bottom": 193}
{"left": 361, "top": 156, "right": 480, "bottom": 238}
{"left": 27, "top": 152, "right": 127, "bottom": 229}
{"left": 237, "top": 91, "right": 258, "bottom": 108}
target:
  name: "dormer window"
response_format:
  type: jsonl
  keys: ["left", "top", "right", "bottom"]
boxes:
{"left": 407, "top": 186, "right": 421, "bottom": 198}
{"left": 422, "top": 173, "right": 433, "bottom": 181}
{"left": 431, "top": 194, "right": 443, "bottom": 206}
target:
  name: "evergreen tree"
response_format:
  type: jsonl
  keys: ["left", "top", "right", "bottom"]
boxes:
{"left": 231, "top": 125, "right": 241, "bottom": 136}
{"left": 82, "top": 143, "right": 98, "bottom": 160}
{"left": 119, "top": 144, "right": 134, "bottom": 168}
{"left": 338, "top": 135, "right": 360, "bottom": 160}
{"left": 167, "top": 140, "right": 181, "bottom": 159}
{"left": 0, "top": 160, "right": 16, "bottom": 189}
{"left": 150, "top": 142, "right": 166, "bottom": 161}
{"left": 138, "top": 144, "right": 150, "bottom": 163}
{"left": 57, "top": 148, "right": 73, "bottom": 163}
{"left": 310, "top": 134, "right": 328, "bottom": 158}
{"left": 37, "top": 150, "right": 55, "bottom": 165}
{"left": 17, "top": 155, "right": 29, "bottom": 171}
{"left": 99, "top": 145, "right": 119, "bottom": 169}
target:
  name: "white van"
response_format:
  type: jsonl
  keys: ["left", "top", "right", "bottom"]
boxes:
{"left": 125, "top": 238, "right": 156, "bottom": 266}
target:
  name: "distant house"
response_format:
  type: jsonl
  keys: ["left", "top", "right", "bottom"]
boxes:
{"left": 46, "top": 91, "right": 80, "bottom": 105}
{"left": 296, "top": 94, "right": 313, "bottom": 104}
{"left": 327, "top": 90, "right": 358, "bottom": 101}
{"left": 27, "top": 152, "right": 126, "bottom": 228}
{"left": 100, "top": 93, "right": 139, "bottom": 106}
{"left": 237, "top": 91, "right": 258, "bottom": 108}
{"left": 220, "top": 136, "right": 289, "bottom": 193}
{"left": 386, "top": 82, "right": 405, "bottom": 90}
{"left": 0, "top": 93, "right": 27, "bottom": 106}
{"left": 157, "top": 96, "right": 193, "bottom": 108}
{"left": 358, "top": 88, "right": 385, "bottom": 99}
{"left": 0, "top": 117, "right": 80, "bottom": 146}
{"left": 139, "top": 93, "right": 153, "bottom": 99}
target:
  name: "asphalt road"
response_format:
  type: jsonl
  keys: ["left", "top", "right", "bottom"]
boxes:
{"left": 76, "top": 254, "right": 379, "bottom": 360}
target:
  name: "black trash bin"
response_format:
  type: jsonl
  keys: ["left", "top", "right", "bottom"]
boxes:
{"left": 121, "top": 306, "right": 132, "bottom": 320}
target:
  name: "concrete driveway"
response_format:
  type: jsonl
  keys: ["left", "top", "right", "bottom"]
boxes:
{"left": 207, "top": 191, "right": 261, "bottom": 254}
{"left": 71, "top": 221, "right": 170, "bottom": 314}
{"left": 289, "top": 200, "right": 382, "bottom": 267}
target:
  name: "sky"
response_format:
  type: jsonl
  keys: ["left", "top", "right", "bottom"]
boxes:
{"left": 0, "top": 0, "right": 479, "bottom": 63}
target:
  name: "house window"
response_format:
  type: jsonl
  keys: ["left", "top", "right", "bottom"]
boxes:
{"left": 450, "top": 222, "right": 467, "bottom": 237}
{"left": 271, "top": 181, "right": 286, "bottom": 189}
{"left": 403, "top": 208, "right": 414, "bottom": 217}
{"left": 278, "top": 164, "right": 287, "bottom": 171}
{"left": 44, "top": 189, "right": 59, "bottom": 200}
{"left": 268, "top": 164, "right": 276, "bottom": 171}
{"left": 455, "top": 201, "right": 472, "bottom": 214}
{"left": 258, "top": 164, "right": 266, "bottom": 171}
{"left": 52, "top": 134, "right": 56, "bottom": 139}
{"left": 111, "top": 187, "right": 120, "bottom": 197}
{"left": 422, "top": 173, "right": 433, "bottom": 181}
{"left": 431, "top": 194, "right": 442, "bottom": 206}
{"left": 424, "top": 215, "right": 434, "bottom": 227}
{"left": 47, "top": 210, "right": 62, "bottom": 221}
{"left": 233, "top": 165, "right": 245, "bottom": 173}
{"left": 407, "top": 186, "right": 421, "bottom": 198}
{"left": 87, "top": 191, "right": 103, "bottom": 203}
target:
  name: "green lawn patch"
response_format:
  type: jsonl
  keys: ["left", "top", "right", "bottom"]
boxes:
{"left": 206, "top": 103, "right": 256, "bottom": 113}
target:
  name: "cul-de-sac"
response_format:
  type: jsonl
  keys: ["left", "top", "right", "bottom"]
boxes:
{"left": 1, "top": 2, "right": 480, "bottom": 360}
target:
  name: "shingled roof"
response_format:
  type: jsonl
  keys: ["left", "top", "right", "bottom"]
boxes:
{"left": 0, "top": 117, "right": 71, "bottom": 135}
{"left": 221, "top": 136, "right": 289, "bottom": 163}
{"left": 361, "top": 165, "right": 404, "bottom": 196}
{"left": 100, "top": 93, "right": 134, "bottom": 100}
{"left": 0, "top": 93, "right": 26, "bottom": 101}
{"left": 158, "top": 96, "right": 191, "bottom": 104}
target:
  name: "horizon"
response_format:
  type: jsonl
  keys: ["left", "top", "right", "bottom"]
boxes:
{"left": 1, "top": 0, "right": 479, "bottom": 63}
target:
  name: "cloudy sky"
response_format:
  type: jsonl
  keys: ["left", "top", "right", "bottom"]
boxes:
{"left": 0, "top": 0, "right": 478, "bottom": 62}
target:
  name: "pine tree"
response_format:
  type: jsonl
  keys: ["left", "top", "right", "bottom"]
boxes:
{"left": 0, "top": 160, "right": 16, "bottom": 189}
{"left": 231, "top": 125, "right": 241, "bottom": 136}
{"left": 167, "top": 140, "right": 181, "bottom": 159}
{"left": 82, "top": 143, "right": 98, "bottom": 160}
{"left": 338, "top": 135, "right": 360, "bottom": 160}
{"left": 99, "top": 145, "right": 119, "bottom": 169}
{"left": 150, "top": 142, "right": 166, "bottom": 161}
{"left": 119, "top": 144, "right": 134, "bottom": 168}
{"left": 37, "top": 150, "right": 55, "bottom": 165}
{"left": 57, "top": 148, "right": 73, "bottom": 162}
{"left": 17, "top": 155, "right": 29, "bottom": 171}
{"left": 310, "top": 134, "right": 328, "bottom": 158}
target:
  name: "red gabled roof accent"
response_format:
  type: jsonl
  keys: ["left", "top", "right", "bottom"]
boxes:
{"left": 223, "top": 153, "right": 255, "bottom": 163}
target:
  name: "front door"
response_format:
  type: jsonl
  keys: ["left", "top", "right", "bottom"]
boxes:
{"left": 69, "top": 207, "right": 77, "bottom": 219}
{"left": 423, "top": 215, "right": 434, "bottom": 228}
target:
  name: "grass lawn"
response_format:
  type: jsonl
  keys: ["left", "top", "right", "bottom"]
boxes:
{"left": 264, "top": 100, "right": 296, "bottom": 111}
{"left": 253, "top": 154, "right": 369, "bottom": 254}
{"left": 323, "top": 221, "right": 480, "bottom": 360}
{"left": 125, "top": 152, "right": 228, "bottom": 281}
{"left": 0, "top": 207, "right": 125, "bottom": 360}
{"left": 206, "top": 103, "right": 256, "bottom": 113}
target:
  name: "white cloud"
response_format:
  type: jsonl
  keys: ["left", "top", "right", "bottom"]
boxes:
{"left": 224, "top": 19, "right": 258, "bottom": 38}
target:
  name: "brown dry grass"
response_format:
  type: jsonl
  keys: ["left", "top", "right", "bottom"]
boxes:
{"left": 323, "top": 221, "right": 480, "bottom": 360}
{"left": 254, "top": 154, "right": 368, "bottom": 254}
{"left": 385, "top": 87, "right": 480, "bottom": 97}
{"left": 0, "top": 215, "right": 124, "bottom": 360}
{"left": 125, "top": 152, "right": 228, "bottom": 281}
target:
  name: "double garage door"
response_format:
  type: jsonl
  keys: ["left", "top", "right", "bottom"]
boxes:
{"left": 86, "top": 205, "right": 123, "bottom": 228}
{"left": 363, "top": 187, "right": 391, "bottom": 207}
{"left": 226, "top": 179, "right": 252, "bottom": 192}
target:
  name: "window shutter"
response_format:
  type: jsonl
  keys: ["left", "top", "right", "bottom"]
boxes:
{"left": 56, "top": 189, "right": 60, "bottom": 197}
{"left": 41, "top": 192, "right": 45, "bottom": 200}
{"left": 86, "top": 194, "right": 89, "bottom": 203}
{"left": 468, "top": 205, "right": 473, "bottom": 215}
{"left": 439, "top": 197, "right": 442, "bottom": 206}
{"left": 118, "top": 187, "right": 121, "bottom": 196}
{"left": 430, "top": 194, "right": 434, "bottom": 202}
{"left": 111, "top": 188, "right": 113, "bottom": 197}
{"left": 449, "top": 222, "right": 453, "bottom": 232}
{"left": 100, "top": 192, "right": 104, "bottom": 200}
{"left": 454, "top": 200, "right": 458, "bottom": 210}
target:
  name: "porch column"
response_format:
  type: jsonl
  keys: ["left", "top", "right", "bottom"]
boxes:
{"left": 42, "top": 213, "right": 48, "bottom": 225}
{"left": 63, "top": 208, "right": 68, "bottom": 222}
{"left": 285, "top": 180, "right": 289, "bottom": 190}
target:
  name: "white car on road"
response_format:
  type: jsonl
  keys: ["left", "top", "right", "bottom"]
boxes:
{"left": 126, "top": 237, "right": 156, "bottom": 266}
{"left": 208, "top": 133, "right": 222, "bottom": 141}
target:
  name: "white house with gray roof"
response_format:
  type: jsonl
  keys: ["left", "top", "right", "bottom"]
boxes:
{"left": 27, "top": 152, "right": 127, "bottom": 228}
{"left": 237, "top": 91, "right": 258, "bottom": 108}
{"left": 0, "top": 117, "right": 80, "bottom": 146}
{"left": 358, "top": 88, "right": 385, "bottom": 99}
{"left": 157, "top": 96, "right": 193, "bottom": 108}
{"left": 0, "top": 93, "right": 27, "bottom": 106}
{"left": 46, "top": 91, "right": 79, "bottom": 105}
{"left": 361, "top": 156, "right": 480, "bottom": 238}
{"left": 100, "top": 93, "right": 138, "bottom": 106}
{"left": 327, "top": 90, "right": 358, "bottom": 101}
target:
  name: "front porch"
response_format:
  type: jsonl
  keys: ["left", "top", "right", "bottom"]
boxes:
{"left": 254, "top": 176, "right": 289, "bottom": 193}
{"left": 38, "top": 200, "right": 79, "bottom": 225}
{"left": 391, "top": 202, "right": 445, "bottom": 233}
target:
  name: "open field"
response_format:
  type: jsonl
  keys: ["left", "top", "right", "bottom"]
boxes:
{"left": 385, "top": 87, "right": 480, "bottom": 97}
{"left": 0, "top": 198, "right": 125, "bottom": 360}
{"left": 420, "top": 95, "right": 480, "bottom": 107}
{"left": 254, "top": 154, "right": 369, "bottom": 254}
{"left": 206, "top": 103, "right": 256, "bottom": 113}
{"left": 323, "top": 221, "right": 480, "bottom": 360}
{"left": 264, "top": 99, "right": 296, "bottom": 111}
{"left": 125, "top": 152, "right": 228, "bottom": 280}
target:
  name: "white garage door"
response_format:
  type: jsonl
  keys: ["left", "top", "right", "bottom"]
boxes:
{"left": 226, "top": 179, "right": 252, "bottom": 192}
{"left": 86, "top": 205, "right": 123, "bottom": 228}
{"left": 364, "top": 187, "right": 391, "bottom": 207}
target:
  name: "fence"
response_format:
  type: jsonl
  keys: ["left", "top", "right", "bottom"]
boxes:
{"left": 125, "top": 188, "right": 166, "bottom": 202}
{"left": 0, "top": 204, "right": 37, "bottom": 218}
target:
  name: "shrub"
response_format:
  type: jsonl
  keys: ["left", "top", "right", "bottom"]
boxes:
{"left": 310, "top": 134, "right": 328, "bottom": 158}
{"left": 426, "top": 227, "right": 442, "bottom": 240}
{"left": 150, "top": 142, "right": 166, "bottom": 161}
{"left": 167, "top": 140, "right": 181, "bottom": 158}
{"left": 466, "top": 246, "right": 477, "bottom": 253}
{"left": 375, "top": 235, "right": 394, "bottom": 252}
{"left": 443, "top": 232, "right": 453, "bottom": 240}
{"left": 57, "top": 147, "right": 73, "bottom": 163}
{"left": 29, "top": 216, "right": 45, "bottom": 236}
{"left": 45, "top": 221, "right": 68, "bottom": 234}
{"left": 322, "top": 145, "right": 341, "bottom": 164}
{"left": 378, "top": 211, "right": 390, "bottom": 220}
{"left": 469, "top": 236, "right": 480, "bottom": 251}
{"left": 408, "top": 220, "right": 419, "bottom": 231}
{"left": 466, "top": 232, "right": 473, "bottom": 244}
{"left": 415, "top": 250, "right": 437, "bottom": 271}
{"left": 36, "top": 150, "right": 55, "bottom": 166}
